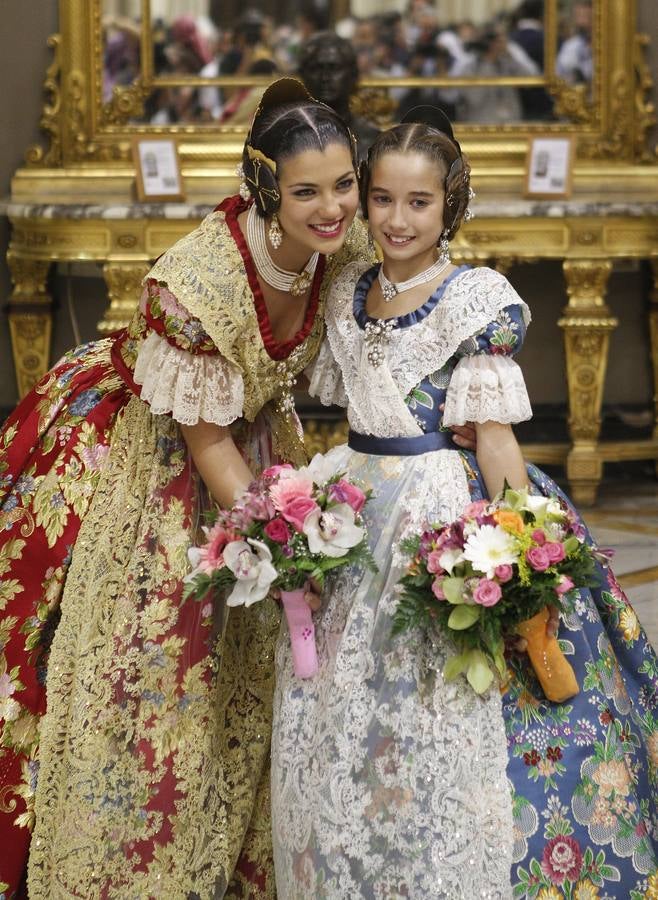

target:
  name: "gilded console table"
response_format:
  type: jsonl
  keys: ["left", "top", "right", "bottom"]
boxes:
{"left": 2, "top": 195, "right": 658, "bottom": 506}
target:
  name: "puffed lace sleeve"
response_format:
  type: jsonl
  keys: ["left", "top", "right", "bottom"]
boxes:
{"left": 442, "top": 303, "right": 532, "bottom": 426}
{"left": 132, "top": 279, "right": 244, "bottom": 426}
{"left": 305, "top": 339, "right": 347, "bottom": 407}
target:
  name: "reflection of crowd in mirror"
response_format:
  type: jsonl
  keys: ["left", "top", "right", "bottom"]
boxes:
{"left": 101, "top": 0, "right": 592, "bottom": 126}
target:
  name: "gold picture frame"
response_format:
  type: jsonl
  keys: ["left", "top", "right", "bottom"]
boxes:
{"left": 131, "top": 136, "right": 184, "bottom": 202}
{"left": 16, "top": 0, "right": 657, "bottom": 204}
{"left": 524, "top": 135, "right": 575, "bottom": 199}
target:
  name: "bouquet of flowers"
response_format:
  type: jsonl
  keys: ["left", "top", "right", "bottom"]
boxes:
{"left": 184, "top": 456, "right": 374, "bottom": 678}
{"left": 394, "top": 486, "right": 601, "bottom": 700}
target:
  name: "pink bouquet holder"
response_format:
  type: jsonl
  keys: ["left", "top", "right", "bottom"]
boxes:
{"left": 280, "top": 587, "right": 319, "bottom": 679}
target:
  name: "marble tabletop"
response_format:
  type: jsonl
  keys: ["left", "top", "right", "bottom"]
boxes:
{"left": 2, "top": 196, "right": 658, "bottom": 220}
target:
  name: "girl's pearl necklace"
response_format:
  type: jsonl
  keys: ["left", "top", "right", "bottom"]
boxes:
{"left": 246, "top": 203, "right": 319, "bottom": 297}
{"left": 377, "top": 250, "right": 451, "bottom": 302}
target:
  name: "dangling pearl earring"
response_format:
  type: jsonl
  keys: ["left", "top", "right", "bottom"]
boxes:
{"left": 236, "top": 163, "right": 251, "bottom": 201}
{"left": 438, "top": 231, "right": 450, "bottom": 264}
{"left": 367, "top": 229, "right": 376, "bottom": 254}
{"left": 268, "top": 214, "right": 283, "bottom": 250}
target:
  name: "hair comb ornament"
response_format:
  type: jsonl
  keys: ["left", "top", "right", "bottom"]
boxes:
{"left": 401, "top": 104, "right": 466, "bottom": 193}
{"left": 247, "top": 145, "right": 277, "bottom": 174}
{"left": 244, "top": 155, "right": 281, "bottom": 210}
{"left": 400, "top": 105, "right": 461, "bottom": 153}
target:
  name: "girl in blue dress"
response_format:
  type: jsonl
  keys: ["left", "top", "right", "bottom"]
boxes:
{"left": 270, "top": 108, "right": 658, "bottom": 899}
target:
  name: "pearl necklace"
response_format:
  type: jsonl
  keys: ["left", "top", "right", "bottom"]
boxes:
{"left": 246, "top": 203, "right": 319, "bottom": 297}
{"left": 377, "top": 252, "right": 451, "bottom": 302}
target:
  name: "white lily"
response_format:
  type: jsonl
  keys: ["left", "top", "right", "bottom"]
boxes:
{"left": 303, "top": 503, "right": 364, "bottom": 558}
{"left": 223, "top": 538, "right": 278, "bottom": 607}
{"left": 439, "top": 547, "right": 465, "bottom": 574}
{"left": 523, "top": 494, "right": 550, "bottom": 516}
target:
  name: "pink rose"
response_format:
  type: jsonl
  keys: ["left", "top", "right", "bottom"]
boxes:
{"left": 328, "top": 479, "right": 366, "bottom": 514}
{"left": 263, "top": 517, "right": 290, "bottom": 544}
{"left": 526, "top": 546, "right": 551, "bottom": 572}
{"left": 545, "top": 542, "right": 566, "bottom": 564}
{"left": 270, "top": 473, "right": 314, "bottom": 512}
{"left": 427, "top": 549, "right": 445, "bottom": 575}
{"left": 280, "top": 497, "right": 320, "bottom": 532}
{"left": 473, "top": 579, "right": 502, "bottom": 607}
{"left": 431, "top": 579, "right": 446, "bottom": 601}
{"left": 494, "top": 564, "right": 513, "bottom": 583}
{"left": 531, "top": 529, "right": 547, "bottom": 546}
{"left": 541, "top": 836, "right": 583, "bottom": 884}
{"left": 555, "top": 575, "right": 574, "bottom": 596}
{"left": 264, "top": 517, "right": 291, "bottom": 544}
{"left": 262, "top": 463, "right": 294, "bottom": 480}
{"left": 463, "top": 500, "right": 489, "bottom": 519}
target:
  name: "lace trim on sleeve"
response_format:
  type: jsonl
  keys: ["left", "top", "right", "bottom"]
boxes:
{"left": 133, "top": 331, "right": 244, "bottom": 426}
{"left": 305, "top": 340, "right": 348, "bottom": 407}
{"left": 442, "top": 353, "right": 532, "bottom": 426}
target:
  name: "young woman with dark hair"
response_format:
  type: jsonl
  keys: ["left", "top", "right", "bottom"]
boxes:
{"left": 271, "top": 111, "right": 658, "bottom": 898}
{"left": 0, "top": 78, "right": 371, "bottom": 899}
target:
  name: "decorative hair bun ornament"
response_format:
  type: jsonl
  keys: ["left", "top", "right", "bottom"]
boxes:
{"left": 243, "top": 77, "right": 314, "bottom": 216}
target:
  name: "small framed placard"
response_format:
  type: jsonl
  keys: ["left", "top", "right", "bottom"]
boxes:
{"left": 132, "top": 137, "right": 184, "bottom": 202}
{"left": 524, "top": 136, "right": 574, "bottom": 199}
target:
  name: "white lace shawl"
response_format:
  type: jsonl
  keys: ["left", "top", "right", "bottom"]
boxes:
{"left": 311, "top": 262, "right": 532, "bottom": 437}
{"left": 133, "top": 331, "right": 245, "bottom": 426}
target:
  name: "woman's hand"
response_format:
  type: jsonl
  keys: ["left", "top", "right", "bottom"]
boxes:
{"left": 180, "top": 420, "right": 254, "bottom": 508}
{"left": 271, "top": 577, "right": 322, "bottom": 611}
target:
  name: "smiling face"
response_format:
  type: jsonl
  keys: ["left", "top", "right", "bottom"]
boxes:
{"left": 276, "top": 143, "right": 359, "bottom": 256}
{"left": 367, "top": 150, "right": 446, "bottom": 273}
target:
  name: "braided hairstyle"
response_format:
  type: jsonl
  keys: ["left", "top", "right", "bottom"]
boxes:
{"left": 242, "top": 100, "right": 358, "bottom": 218}
{"left": 360, "top": 109, "right": 471, "bottom": 241}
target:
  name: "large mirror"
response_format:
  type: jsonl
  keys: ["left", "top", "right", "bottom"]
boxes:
{"left": 25, "top": 0, "right": 654, "bottom": 184}
{"left": 100, "top": 0, "right": 594, "bottom": 126}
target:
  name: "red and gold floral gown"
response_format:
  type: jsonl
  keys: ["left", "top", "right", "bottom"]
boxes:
{"left": 0, "top": 196, "right": 369, "bottom": 899}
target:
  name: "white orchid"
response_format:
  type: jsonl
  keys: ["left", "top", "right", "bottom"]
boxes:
{"left": 223, "top": 538, "right": 278, "bottom": 607}
{"left": 302, "top": 452, "right": 339, "bottom": 486}
{"left": 462, "top": 524, "right": 518, "bottom": 579}
{"left": 303, "top": 503, "right": 364, "bottom": 558}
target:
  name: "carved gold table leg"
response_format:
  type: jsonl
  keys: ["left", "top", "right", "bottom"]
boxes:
{"left": 559, "top": 260, "right": 617, "bottom": 506}
{"left": 649, "top": 259, "right": 658, "bottom": 476}
{"left": 6, "top": 251, "right": 53, "bottom": 399}
{"left": 99, "top": 261, "right": 151, "bottom": 334}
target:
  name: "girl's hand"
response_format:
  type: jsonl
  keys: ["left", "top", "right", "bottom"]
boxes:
{"left": 439, "top": 404, "right": 477, "bottom": 450}
{"left": 514, "top": 605, "right": 560, "bottom": 652}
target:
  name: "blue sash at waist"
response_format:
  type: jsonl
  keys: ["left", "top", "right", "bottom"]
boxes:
{"left": 347, "top": 429, "right": 455, "bottom": 456}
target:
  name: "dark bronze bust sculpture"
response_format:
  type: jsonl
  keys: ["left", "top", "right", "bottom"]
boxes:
{"left": 297, "top": 32, "right": 380, "bottom": 159}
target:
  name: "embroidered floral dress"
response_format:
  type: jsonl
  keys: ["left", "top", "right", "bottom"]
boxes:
{"left": 0, "top": 196, "right": 369, "bottom": 900}
{"left": 271, "top": 262, "right": 658, "bottom": 899}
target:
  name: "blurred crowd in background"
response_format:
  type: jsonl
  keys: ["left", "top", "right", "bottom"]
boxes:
{"left": 102, "top": 0, "right": 592, "bottom": 126}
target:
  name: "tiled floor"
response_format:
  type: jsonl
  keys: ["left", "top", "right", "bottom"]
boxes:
{"left": 581, "top": 478, "right": 658, "bottom": 650}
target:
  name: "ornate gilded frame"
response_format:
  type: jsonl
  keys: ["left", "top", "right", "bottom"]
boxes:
{"left": 12, "top": 0, "right": 657, "bottom": 201}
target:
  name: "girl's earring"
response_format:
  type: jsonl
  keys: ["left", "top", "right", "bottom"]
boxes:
{"left": 438, "top": 231, "right": 451, "bottom": 263}
{"left": 367, "top": 228, "right": 376, "bottom": 254}
{"left": 268, "top": 214, "right": 283, "bottom": 249}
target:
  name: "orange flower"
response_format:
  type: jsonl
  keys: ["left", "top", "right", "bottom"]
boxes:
{"left": 493, "top": 510, "right": 524, "bottom": 534}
